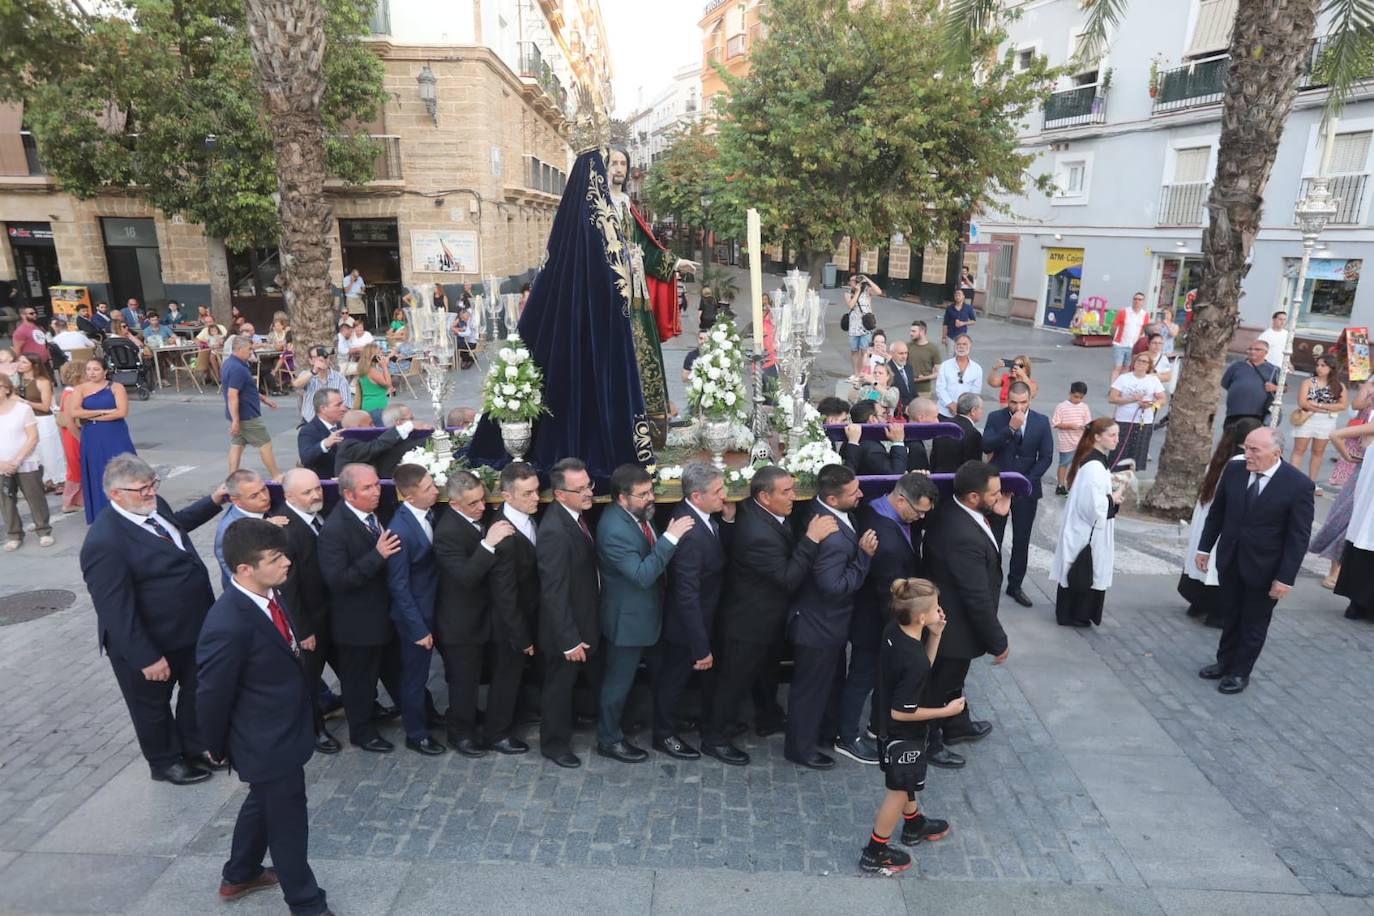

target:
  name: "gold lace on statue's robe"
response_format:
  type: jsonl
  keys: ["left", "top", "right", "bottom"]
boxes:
{"left": 612, "top": 197, "right": 673, "bottom": 447}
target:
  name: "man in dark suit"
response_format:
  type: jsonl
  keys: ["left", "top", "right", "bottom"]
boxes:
{"left": 886, "top": 341, "right": 916, "bottom": 410}
{"left": 784, "top": 463, "right": 876, "bottom": 770}
{"left": 332, "top": 406, "right": 429, "bottom": 478}
{"left": 433, "top": 468, "right": 520, "bottom": 757}
{"left": 1196, "top": 427, "right": 1314, "bottom": 694}
{"left": 296, "top": 388, "right": 347, "bottom": 479}
{"left": 982, "top": 381, "right": 1055, "bottom": 607}
{"left": 595, "top": 464, "right": 693, "bottom": 764}
{"left": 214, "top": 469, "right": 278, "bottom": 592}
{"left": 833, "top": 472, "right": 938, "bottom": 765}
{"left": 80, "top": 453, "right": 228, "bottom": 785}
{"left": 841, "top": 399, "right": 908, "bottom": 475}
{"left": 196, "top": 519, "right": 328, "bottom": 915}
{"left": 903, "top": 397, "right": 941, "bottom": 472}
{"left": 485, "top": 463, "right": 544, "bottom": 753}
{"left": 537, "top": 458, "right": 603, "bottom": 768}
{"left": 925, "top": 461, "right": 1010, "bottom": 769}
{"left": 385, "top": 463, "right": 445, "bottom": 756}
{"left": 930, "top": 392, "right": 983, "bottom": 473}
{"left": 317, "top": 463, "right": 402, "bottom": 753}
{"left": 272, "top": 468, "right": 341, "bottom": 755}
{"left": 702, "top": 466, "right": 837, "bottom": 765}
{"left": 654, "top": 462, "right": 734, "bottom": 760}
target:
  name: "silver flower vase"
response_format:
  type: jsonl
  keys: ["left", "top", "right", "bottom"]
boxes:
{"left": 701, "top": 418, "right": 733, "bottom": 470}
{"left": 499, "top": 419, "right": 533, "bottom": 462}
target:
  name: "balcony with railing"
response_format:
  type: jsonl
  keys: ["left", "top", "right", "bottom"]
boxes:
{"left": 1296, "top": 173, "right": 1367, "bottom": 225}
{"left": 518, "top": 42, "right": 543, "bottom": 79}
{"left": 21, "top": 131, "right": 45, "bottom": 175}
{"left": 1042, "top": 85, "right": 1107, "bottom": 130}
{"left": 726, "top": 34, "right": 747, "bottom": 59}
{"left": 371, "top": 135, "right": 401, "bottom": 181}
{"left": 1157, "top": 181, "right": 1210, "bottom": 226}
{"left": 706, "top": 44, "right": 722, "bottom": 66}
{"left": 367, "top": 0, "right": 389, "bottom": 35}
{"left": 1302, "top": 36, "right": 1374, "bottom": 89}
{"left": 1152, "top": 55, "right": 1229, "bottom": 114}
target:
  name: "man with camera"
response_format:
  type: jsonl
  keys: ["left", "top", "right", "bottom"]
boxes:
{"left": 843, "top": 275, "right": 883, "bottom": 383}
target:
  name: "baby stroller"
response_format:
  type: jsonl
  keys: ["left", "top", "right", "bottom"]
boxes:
{"left": 102, "top": 336, "right": 152, "bottom": 401}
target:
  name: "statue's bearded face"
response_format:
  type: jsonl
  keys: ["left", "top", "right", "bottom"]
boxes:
{"left": 608, "top": 150, "right": 628, "bottom": 189}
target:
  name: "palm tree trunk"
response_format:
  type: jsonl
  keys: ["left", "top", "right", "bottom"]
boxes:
{"left": 1145, "top": 0, "right": 1321, "bottom": 516}
{"left": 242, "top": 0, "right": 335, "bottom": 354}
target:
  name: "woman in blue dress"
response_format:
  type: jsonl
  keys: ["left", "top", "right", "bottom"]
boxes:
{"left": 68, "top": 358, "right": 136, "bottom": 523}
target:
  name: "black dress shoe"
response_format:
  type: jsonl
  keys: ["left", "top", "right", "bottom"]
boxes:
{"left": 486, "top": 736, "right": 529, "bottom": 755}
{"left": 406, "top": 737, "right": 446, "bottom": 756}
{"left": 785, "top": 750, "right": 835, "bottom": 770}
{"left": 1185, "top": 603, "right": 1205, "bottom": 618}
{"left": 355, "top": 736, "right": 395, "bottom": 753}
{"left": 447, "top": 735, "right": 489, "bottom": 758}
{"left": 654, "top": 735, "right": 701, "bottom": 760}
{"left": 1198, "top": 663, "right": 1224, "bottom": 680}
{"left": 1006, "top": 587, "right": 1033, "bottom": 608}
{"left": 151, "top": 760, "right": 212, "bottom": 785}
{"left": 701, "top": 742, "right": 750, "bottom": 766}
{"left": 1345, "top": 603, "right": 1370, "bottom": 620}
{"left": 926, "top": 746, "right": 966, "bottom": 769}
{"left": 189, "top": 751, "right": 229, "bottom": 771}
{"left": 1217, "top": 675, "right": 1249, "bottom": 694}
{"left": 1203, "top": 615, "right": 1223, "bottom": 629}
{"left": 314, "top": 732, "right": 342, "bottom": 754}
{"left": 596, "top": 740, "right": 649, "bottom": 763}
{"left": 943, "top": 721, "right": 992, "bottom": 744}
{"left": 372, "top": 703, "right": 401, "bottom": 721}
{"left": 544, "top": 749, "right": 581, "bottom": 768}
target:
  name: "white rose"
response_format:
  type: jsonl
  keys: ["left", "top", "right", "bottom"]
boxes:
{"left": 720, "top": 339, "right": 733, "bottom": 351}
{"left": 724, "top": 391, "right": 737, "bottom": 406}
{"left": 493, "top": 396, "right": 507, "bottom": 409}
{"left": 505, "top": 366, "right": 518, "bottom": 379}
{"left": 707, "top": 367, "right": 722, "bottom": 380}
{"left": 532, "top": 391, "right": 541, "bottom": 404}
{"left": 516, "top": 348, "right": 530, "bottom": 360}
{"left": 508, "top": 398, "right": 521, "bottom": 411}
{"left": 503, "top": 384, "right": 517, "bottom": 396}
{"left": 499, "top": 348, "right": 513, "bottom": 362}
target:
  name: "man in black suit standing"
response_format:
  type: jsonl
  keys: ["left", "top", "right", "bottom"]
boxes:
{"left": 332, "top": 406, "right": 429, "bottom": 478}
{"left": 982, "top": 381, "right": 1055, "bottom": 607}
{"left": 271, "top": 468, "right": 341, "bottom": 755}
{"left": 785, "top": 464, "right": 876, "bottom": 770}
{"left": 833, "top": 472, "right": 938, "bottom": 764}
{"left": 702, "top": 466, "right": 837, "bottom": 765}
{"left": 432, "top": 468, "right": 518, "bottom": 757}
{"left": 930, "top": 392, "right": 983, "bottom": 474}
{"left": 886, "top": 341, "right": 916, "bottom": 411}
{"left": 80, "top": 453, "right": 229, "bottom": 785}
{"left": 841, "top": 400, "right": 909, "bottom": 475}
{"left": 924, "top": 461, "right": 1010, "bottom": 769}
{"left": 537, "top": 458, "right": 602, "bottom": 768}
{"left": 485, "top": 463, "right": 543, "bottom": 753}
{"left": 296, "top": 388, "right": 347, "bottom": 479}
{"left": 317, "top": 463, "right": 402, "bottom": 753}
{"left": 197, "top": 519, "right": 328, "bottom": 915}
{"left": 1196, "top": 427, "right": 1314, "bottom": 694}
{"left": 654, "top": 462, "right": 734, "bottom": 760}
{"left": 903, "top": 397, "right": 940, "bottom": 472}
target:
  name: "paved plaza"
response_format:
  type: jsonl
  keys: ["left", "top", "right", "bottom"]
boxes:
{"left": 0, "top": 283, "right": 1370, "bottom": 914}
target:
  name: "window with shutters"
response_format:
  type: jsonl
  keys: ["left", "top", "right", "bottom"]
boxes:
{"left": 1172, "top": 146, "right": 1211, "bottom": 182}
{"left": 1186, "top": 0, "right": 1238, "bottom": 58}
{"left": 1328, "top": 131, "right": 1371, "bottom": 174}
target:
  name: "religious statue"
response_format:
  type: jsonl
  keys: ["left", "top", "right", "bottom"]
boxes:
{"left": 466, "top": 144, "right": 698, "bottom": 482}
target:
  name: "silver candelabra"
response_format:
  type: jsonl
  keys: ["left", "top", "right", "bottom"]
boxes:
{"left": 770, "top": 270, "right": 829, "bottom": 454}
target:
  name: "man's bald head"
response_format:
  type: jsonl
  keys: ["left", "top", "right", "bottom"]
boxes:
{"left": 341, "top": 409, "right": 374, "bottom": 429}
{"left": 906, "top": 397, "right": 939, "bottom": 423}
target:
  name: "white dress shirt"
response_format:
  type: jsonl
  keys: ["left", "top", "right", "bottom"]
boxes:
{"left": 230, "top": 581, "right": 294, "bottom": 648}
{"left": 345, "top": 500, "right": 380, "bottom": 531}
{"left": 686, "top": 500, "right": 717, "bottom": 535}
{"left": 818, "top": 499, "right": 855, "bottom": 531}
{"left": 111, "top": 501, "right": 185, "bottom": 550}
{"left": 1246, "top": 459, "right": 1281, "bottom": 499}
{"left": 402, "top": 500, "right": 433, "bottom": 543}
{"left": 458, "top": 509, "right": 497, "bottom": 554}
{"left": 957, "top": 499, "right": 1000, "bottom": 550}
{"left": 754, "top": 499, "right": 786, "bottom": 526}
{"left": 285, "top": 502, "right": 322, "bottom": 532}
{"left": 505, "top": 503, "right": 537, "bottom": 544}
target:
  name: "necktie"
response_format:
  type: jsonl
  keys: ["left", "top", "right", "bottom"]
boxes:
{"left": 309, "top": 516, "right": 323, "bottom": 535}
{"left": 639, "top": 519, "right": 655, "bottom": 544}
{"left": 1246, "top": 473, "right": 1261, "bottom": 506}
{"left": 266, "top": 594, "right": 293, "bottom": 646}
{"left": 578, "top": 514, "right": 593, "bottom": 542}
{"left": 365, "top": 513, "right": 381, "bottom": 537}
{"left": 144, "top": 516, "right": 176, "bottom": 546}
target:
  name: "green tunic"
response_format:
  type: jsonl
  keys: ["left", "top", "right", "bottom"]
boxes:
{"left": 612, "top": 197, "right": 675, "bottom": 448}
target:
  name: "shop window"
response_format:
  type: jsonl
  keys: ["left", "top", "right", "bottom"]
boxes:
{"left": 1284, "top": 257, "right": 1361, "bottom": 331}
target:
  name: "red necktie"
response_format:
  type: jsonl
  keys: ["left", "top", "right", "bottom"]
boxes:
{"left": 266, "top": 595, "right": 293, "bottom": 646}
{"left": 578, "top": 515, "right": 593, "bottom": 542}
{"left": 639, "top": 520, "right": 655, "bottom": 544}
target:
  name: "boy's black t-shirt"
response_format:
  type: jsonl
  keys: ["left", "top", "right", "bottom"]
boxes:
{"left": 880, "top": 618, "right": 931, "bottom": 741}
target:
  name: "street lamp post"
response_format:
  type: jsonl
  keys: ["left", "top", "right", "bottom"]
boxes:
{"left": 1270, "top": 175, "right": 1340, "bottom": 427}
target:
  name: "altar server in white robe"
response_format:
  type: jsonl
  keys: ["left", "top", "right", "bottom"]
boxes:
{"left": 1050, "top": 418, "right": 1122, "bottom": 628}
{"left": 1333, "top": 419, "right": 1374, "bottom": 621}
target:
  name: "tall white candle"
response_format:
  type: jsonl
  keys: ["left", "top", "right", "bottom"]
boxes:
{"left": 747, "top": 208, "right": 764, "bottom": 354}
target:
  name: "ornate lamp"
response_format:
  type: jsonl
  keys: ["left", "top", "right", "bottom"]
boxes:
{"left": 417, "top": 64, "right": 438, "bottom": 126}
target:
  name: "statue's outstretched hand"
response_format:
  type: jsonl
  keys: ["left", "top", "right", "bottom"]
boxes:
{"left": 675, "top": 259, "right": 701, "bottom": 275}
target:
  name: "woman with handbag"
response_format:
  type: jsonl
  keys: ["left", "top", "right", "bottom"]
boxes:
{"left": 1290, "top": 353, "right": 1347, "bottom": 492}
{"left": 843, "top": 275, "right": 881, "bottom": 382}
{"left": 861, "top": 578, "right": 959, "bottom": 876}
{"left": 1051, "top": 418, "right": 1122, "bottom": 627}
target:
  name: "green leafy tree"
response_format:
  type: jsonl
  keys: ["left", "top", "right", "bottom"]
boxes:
{"left": 644, "top": 121, "right": 719, "bottom": 235}
{"left": 708, "top": 0, "right": 1058, "bottom": 284}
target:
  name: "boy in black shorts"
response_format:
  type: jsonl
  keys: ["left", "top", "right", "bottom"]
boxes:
{"left": 861, "top": 578, "right": 962, "bottom": 875}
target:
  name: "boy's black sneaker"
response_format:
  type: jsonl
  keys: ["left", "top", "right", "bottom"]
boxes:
{"left": 859, "top": 843, "right": 912, "bottom": 875}
{"left": 1054, "top": 485, "right": 1068, "bottom": 496}
{"left": 901, "top": 814, "right": 950, "bottom": 845}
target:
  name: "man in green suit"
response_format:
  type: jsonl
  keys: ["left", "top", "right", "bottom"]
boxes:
{"left": 595, "top": 464, "right": 695, "bottom": 763}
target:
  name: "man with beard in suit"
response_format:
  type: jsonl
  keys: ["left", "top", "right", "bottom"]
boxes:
{"left": 317, "top": 463, "right": 403, "bottom": 753}
{"left": 80, "top": 453, "right": 230, "bottom": 785}
{"left": 537, "top": 458, "right": 603, "bottom": 768}
{"left": 833, "top": 472, "right": 938, "bottom": 765}
{"left": 432, "top": 468, "right": 520, "bottom": 757}
{"left": 654, "top": 462, "right": 735, "bottom": 760}
{"left": 272, "top": 468, "right": 342, "bottom": 755}
{"left": 700, "top": 466, "right": 837, "bottom": 765}
{"left": 296, "top": 388, "right": 347, "bottom": 479}
{"left": 785, "top": 463, "right": 877, "bottom": 770}
{"left": 923, "top": 461, "right": 1010, "bottom": 769}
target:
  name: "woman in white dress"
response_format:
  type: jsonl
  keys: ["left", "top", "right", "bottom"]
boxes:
{"left": 1051, "top": 417, "right": 1123, "bottom": 627}
{"left": 1332, "top": 418, "right": 1374, "bottom": 621}
{"left": 1177, "top": 417, "right": 1262, "bottom": 624}
{"left": 15, "top": 355, "right": 65, "bottom": 490}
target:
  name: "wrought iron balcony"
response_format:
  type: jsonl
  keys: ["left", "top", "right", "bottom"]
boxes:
{"left": 1043, "top": 85, "right": 1107, "bottom": 130}
{"left": 371, "top": 136, "right": 401, "bottom": 181}
{"left": 518, "top": 42, "right": 543, "bottom": 79}
{"left": 1157, "top": 181, "right": 1209, "bottom": 226}
{"left": 1296, "top": 173, "right": 1367, "bottom": 225}
{"left": 1302, "top": 36, "right": 1374, "bottom": 89}
{"left": 727, "top": 34, "right": 746, "bottom": 59}
{"left": 1152, "top": 55, "right": 1229, "bottom": 114}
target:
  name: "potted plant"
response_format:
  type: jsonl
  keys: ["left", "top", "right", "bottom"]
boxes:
{"left": 481, "top": 336, "right": 547, "bottom": 461}
{"left": 1148, "top": 57, "right": 1163, "bottom": 98}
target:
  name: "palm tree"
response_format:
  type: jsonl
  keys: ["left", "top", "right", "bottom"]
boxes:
{"left": 946, "top": 0, "right": 1373, "bottom": 515}
{"left": 243, "top": 0, "right": 336, "bottom": 354}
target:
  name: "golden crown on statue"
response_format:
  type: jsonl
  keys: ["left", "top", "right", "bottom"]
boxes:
{"left": 571, "top": 88, "right": 610, "bottom": 154}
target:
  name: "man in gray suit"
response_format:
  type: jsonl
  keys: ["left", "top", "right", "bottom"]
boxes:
{"left": 213, "top": 469, "right": 283, "bottom": 591}
{"left": 594, "top": 464, "right": 694, "bottom": 763}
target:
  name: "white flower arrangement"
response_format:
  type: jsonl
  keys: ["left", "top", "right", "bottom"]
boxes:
{"left": 687, "top": 317, "right": 749, "bottom": 423}
{"left": 399, "top": 442, "right": 457, "bottom": 488}
{"left": 482, "top": 336, "right": 548, "bottom": 423}
{"left": 656, "top": 465, "right": 684, "bottom": 482}
{"left": 781, "top": 437, "right": 844, "bottom": 484}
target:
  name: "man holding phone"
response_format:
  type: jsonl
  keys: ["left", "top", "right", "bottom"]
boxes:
{"left": 982, "top": 382, "right": 1055, "bottom": 607}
